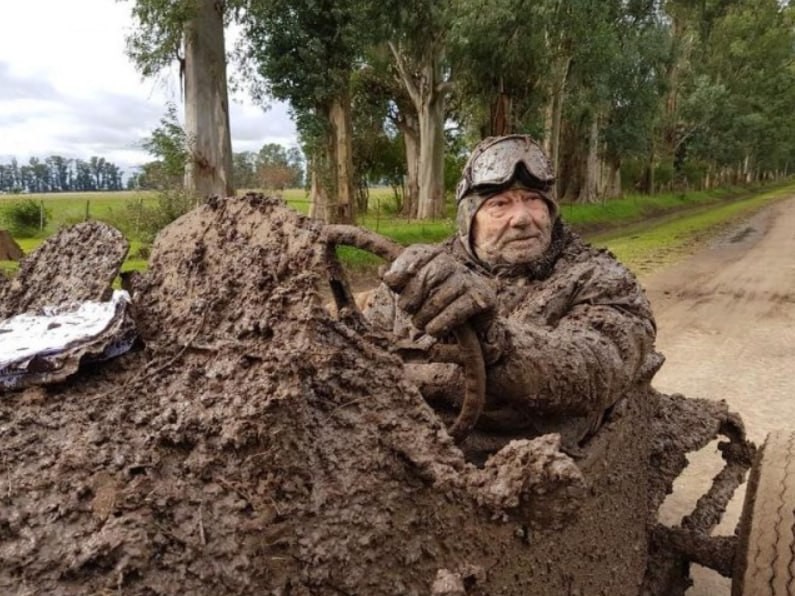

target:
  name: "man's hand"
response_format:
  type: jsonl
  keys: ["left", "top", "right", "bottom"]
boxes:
{"left": 382, "top": 245, "right": 497, "bottom": 337}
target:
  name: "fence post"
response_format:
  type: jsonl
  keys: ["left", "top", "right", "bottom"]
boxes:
{"left": 85, "top": 200, "right": 90, "bottom": 221}
{"left": 39, "top": 200, "right": 44, "bottom": 230}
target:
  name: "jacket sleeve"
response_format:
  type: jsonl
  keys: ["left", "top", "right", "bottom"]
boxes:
{"left": 482, "top": 254, "right": 658, "bottom": 417}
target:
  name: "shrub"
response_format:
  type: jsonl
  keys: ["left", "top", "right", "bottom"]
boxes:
{"left": 0, "top": 199, "right": 50, "bottom": 238}
{"left": 118, "top": 189, "right": 196, "bottom": 244}
{"left": 653, "top": 162, "right": 674, "bottom": 192}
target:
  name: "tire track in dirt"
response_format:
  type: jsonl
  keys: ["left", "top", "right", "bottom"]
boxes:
{"left": 641, "top": 196, "right": 795, "bottom": 595}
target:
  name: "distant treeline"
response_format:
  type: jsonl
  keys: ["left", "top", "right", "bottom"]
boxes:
{"left": 0, "top": 156, "right": 124, "bottom": 194}
{"left": 126, "top": 138, "right": 305, "bottom": 192}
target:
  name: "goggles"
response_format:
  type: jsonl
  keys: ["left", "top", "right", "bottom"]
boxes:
{"left": 456, "top": 135, "right": 555, "bottom": 203}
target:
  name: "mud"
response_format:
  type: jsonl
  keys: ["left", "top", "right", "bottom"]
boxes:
{"left": 0, "top": 195, "right": 663, "bottom": 595}
{"left": 642, "top": 393, "right": 754, "bottom": 594}
{"left": 0, "top": 222, "right": 127, "bottom": 319}
{"left": 0, "top": 230, "right": 23, "bottom": 262}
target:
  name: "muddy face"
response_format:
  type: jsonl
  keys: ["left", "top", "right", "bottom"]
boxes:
{"left": 471, "top": 189, "right": 553, "bottom": 266}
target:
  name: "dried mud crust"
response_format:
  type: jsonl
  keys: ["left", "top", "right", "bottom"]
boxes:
{"left": 643, "top": 392, "right": 755, "bottom": 594}
{"left": 0, "top": 221, "right": 128, "bottom": 319}
{"left": 2, "top": 195, "right": 649, "bottom": 595}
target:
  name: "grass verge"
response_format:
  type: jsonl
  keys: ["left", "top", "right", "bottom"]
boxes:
{"left": 590, "top": 184, "right": 795, "bottom": 275}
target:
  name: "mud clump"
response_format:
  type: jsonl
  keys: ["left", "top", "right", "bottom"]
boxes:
{"left": 0, "top": 196, "right": 648, "bottom": 594}
{"left": 0, "top": 222, "right": 128, "bottom": 319}
{"left": 0, "top": 230, "right": 23, "bottom": 262}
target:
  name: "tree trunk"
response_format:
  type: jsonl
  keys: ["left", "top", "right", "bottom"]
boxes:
{"left": 183, "top": 0, "right": 234, "bottom": 199}
{"left": 542, "top": 46, "right": 572, "bottom": 184}
{"left": 489, "top": 81, "right": 512, "bottom": 135}
{"left": 397, "top": 111, "right": 420, "bottom": 218}
{"left": 641, "top": 146, "right": 655, "bottom": 194}
{"left": 307, "top": 95, "right": 355, "bottom": 224}
{"left": 390, "top": 43, "right": 449, "bottom": 220}
{"left": 578, "top": 118, "right": 602, "bottom": 203}
{"left": 605, "top": 157, "right": 622, "bottom": 199}
{"left": 329, "top": 94, "right": 355, "bottom": 223}
{"left": 308, "top": 155, "right": 328, "bottom": 220}
{"left": 416, "top": 95, "right": 445, "bottom": 219}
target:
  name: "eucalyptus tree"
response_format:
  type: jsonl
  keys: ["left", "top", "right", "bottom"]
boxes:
{"left": 237, "top": 0, "right": 383, "bottom": 223}
{"left": 600, "top": 12, "right": 669, "bottom": 198}
{"left": 563, "top": 0, "right": 670, "bottom": 201}
{"left": 45, "top": 155, "right": 71, "bottom": 192}
{"left": 448, "top": 0, "right": 651, "bottom": 202}
{"left": 349, "top": 60, "right": 398, "bottom": 213}
{"left": 699, "top": 0, "right": 795, "bottom": 183}
{"left": 382, "top": 0, "right": 454, "bottom": 219}
{"left": 449, "top": 0, "right": 548, "bottom": 138}
{"left": 349, "top": 46, "right": 420, "bottom": 216}
{"left": 125, "top": 0, "right": 235, "bottom": 199}
{"left": 655, "top": 0, "right": 746, "bottom": 188}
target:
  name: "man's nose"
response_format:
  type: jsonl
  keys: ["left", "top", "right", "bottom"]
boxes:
{"left": 508, "top": 202, "right": 533, "bottom": 226}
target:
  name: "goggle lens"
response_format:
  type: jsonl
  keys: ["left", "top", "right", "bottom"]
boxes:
{"left": 458, "top": 136, "right": 554, "bottom": 202}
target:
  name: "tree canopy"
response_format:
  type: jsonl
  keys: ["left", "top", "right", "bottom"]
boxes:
{"left": 122, "top": 0, "right": 795, "bottom": 215}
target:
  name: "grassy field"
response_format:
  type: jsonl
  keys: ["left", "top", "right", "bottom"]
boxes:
{"left": 1, "top": 181, "right": 793, "bottom": 276}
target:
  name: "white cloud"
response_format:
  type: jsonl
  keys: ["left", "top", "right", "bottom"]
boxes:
{"left": 0, "top": 0, "right": 297, "bottom": 175}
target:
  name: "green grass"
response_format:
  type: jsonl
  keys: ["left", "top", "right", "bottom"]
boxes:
{"left": 558, "top": 184, "right": 771, "bottom": 229}
{"left": 0, "top": 191, "right": 159, "bottom": 236}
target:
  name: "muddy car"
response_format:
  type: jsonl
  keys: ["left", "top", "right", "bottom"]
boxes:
{"left": 0, "top": 194, "right": 791, "bottom": 595}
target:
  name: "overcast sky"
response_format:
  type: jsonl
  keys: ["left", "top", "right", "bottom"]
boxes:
{"left": 0, "top": 0, "right": 298, "bottom": 175}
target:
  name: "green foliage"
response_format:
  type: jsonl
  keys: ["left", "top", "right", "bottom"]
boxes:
{"left": 238, "top": 0, "right": 380, "bottom": 141}
{"left": 137, "top": 103, "right": 188, "bottom": 189}
{"left": 124, "top": 0, "right": 197, "bottom": 77}
{"left": 654, "top": 162, "right": 675, "bottom": 190}
{"left": 0, "top": 199, "right": 51, "bottom": 238}
{"left": 0, "top": 156, "right": 125, "bottom": 193}
{"left": 349, "top": 60, "right": 408, "bottom": 213}
{"left": 443, "top": 130, "right": 467, "bottom": 195}
{"left": 114, "top": 189, "right": 195, "bottom": 244}
{"left": 118, "top": 0, "right": 795, "bottom": 210}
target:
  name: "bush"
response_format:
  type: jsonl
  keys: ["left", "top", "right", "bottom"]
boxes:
{"left": 682, "top": 160, "right": 708, "bottom": 189}
{"left": 0, "top": 199, "right": 50, "bottom": 238}
{"left": 118, "top": 189, "right": 196, "bottom": 244}
{"left": 653, "top": 162, "right": 674, "bottom": 191}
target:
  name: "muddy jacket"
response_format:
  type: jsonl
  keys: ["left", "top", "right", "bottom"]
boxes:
{"left": 363, "top": 223, "right": 662, "bottom": 446}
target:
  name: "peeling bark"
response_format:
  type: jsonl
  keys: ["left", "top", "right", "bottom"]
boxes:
{"left": 308, "top": 93, "right": 356, "bottom": 224}
{"left": 417, "top": 94, "right": 445, "bottom": 219}
{"left": 183, "top": 0, "right": 234, "bottom": 199}
{"left": 330, "top": 95, "right": 355, "bottom": 223}
{"left": 578, "top": 117, "right": 602, "bottom": 203}
{"left": 390, "top": 43, "right": 448, "bottom": 220}
{"left": 397, "top": 110, "right": 420, "bottom": 218}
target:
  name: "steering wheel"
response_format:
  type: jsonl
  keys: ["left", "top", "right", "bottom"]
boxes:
{"left": 323, "top": 224, "right": 486, "bottom": 444}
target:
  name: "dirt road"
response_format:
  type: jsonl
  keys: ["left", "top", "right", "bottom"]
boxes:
{"left": 641, "top": 195, "right": 795, "bottom": 594}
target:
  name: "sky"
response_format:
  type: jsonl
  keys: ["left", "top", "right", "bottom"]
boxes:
{"left": 0, "top": 0, "right": 298, "bottom": 175}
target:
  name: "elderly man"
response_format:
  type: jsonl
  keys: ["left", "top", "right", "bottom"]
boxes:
{"left": 363, "top": 135, "right": 661, "bottom": 449}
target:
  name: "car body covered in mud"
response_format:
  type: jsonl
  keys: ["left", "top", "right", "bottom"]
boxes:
{"left": 0, "top": 194, "right": 790, "bottom": 595}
